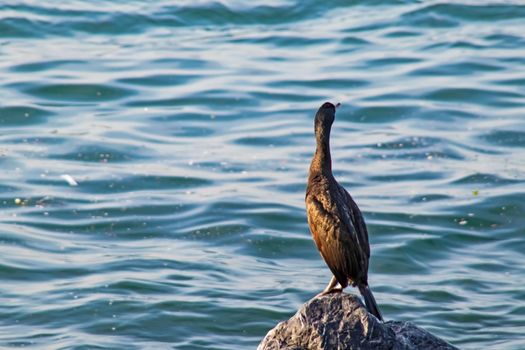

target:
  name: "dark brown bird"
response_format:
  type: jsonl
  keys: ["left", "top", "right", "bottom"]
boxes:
{"left": 305, "top": 102, "right": 383, "bottom": 321}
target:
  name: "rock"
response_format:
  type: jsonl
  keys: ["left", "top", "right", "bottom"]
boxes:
{"left": 258, "top": 293, "right": 458, "bottom": 350}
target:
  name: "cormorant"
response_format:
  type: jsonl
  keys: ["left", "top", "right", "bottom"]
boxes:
{"left": 305, "top": 102, "right": 383, "bottom": 321}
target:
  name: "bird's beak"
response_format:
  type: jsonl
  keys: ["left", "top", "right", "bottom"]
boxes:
{"left": 335, "top": 103, "right": 341, "bottom": 109}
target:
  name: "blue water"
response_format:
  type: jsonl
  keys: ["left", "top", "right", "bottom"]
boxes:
{"left": 1, "top": 1, "right": 524, "bottom": 349}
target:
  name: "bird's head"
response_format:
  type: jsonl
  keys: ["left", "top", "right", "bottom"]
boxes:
{"left": 314, "top": 102, "right": 339, "bottom": 136}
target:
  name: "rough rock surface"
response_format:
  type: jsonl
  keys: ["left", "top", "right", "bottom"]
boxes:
{"left": 258, "top": 293, "right": 458, "bottom": 350}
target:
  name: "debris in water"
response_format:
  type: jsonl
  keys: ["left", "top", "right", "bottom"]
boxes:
{"left": 61, "top": 174, "right": 78, "bottom": 186}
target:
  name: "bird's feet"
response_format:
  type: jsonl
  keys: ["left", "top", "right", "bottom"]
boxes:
{"left": 315, "top": 287, "right": 343, "bottom": 298}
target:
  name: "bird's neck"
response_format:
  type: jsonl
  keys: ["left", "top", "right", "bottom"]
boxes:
{"left": 310, "top": 130, "right": 332, "bottom": 176}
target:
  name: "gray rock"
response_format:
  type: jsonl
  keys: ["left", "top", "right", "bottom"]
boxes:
{"left": 258, "top": 293, "right": 458, "bottom": 350}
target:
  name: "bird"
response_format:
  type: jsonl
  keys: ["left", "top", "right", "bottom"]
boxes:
{"left": 305, "top": 102, "right": 383, "bottom": 321}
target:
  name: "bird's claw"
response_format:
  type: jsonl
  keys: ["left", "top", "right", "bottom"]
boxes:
{"left": 315, "top": 287, "right": 343, "bottom": 298}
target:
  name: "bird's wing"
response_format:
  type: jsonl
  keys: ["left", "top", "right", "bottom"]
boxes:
{"left": 306, "top": 194, "right": 362, "bottom": 285}
{"left": 339, "top": 186, "right": 370, "bottom": 259}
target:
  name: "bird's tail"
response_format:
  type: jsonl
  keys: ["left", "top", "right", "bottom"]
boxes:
{"left": 358, "top": 284, "right": 383, "bottom": 321}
